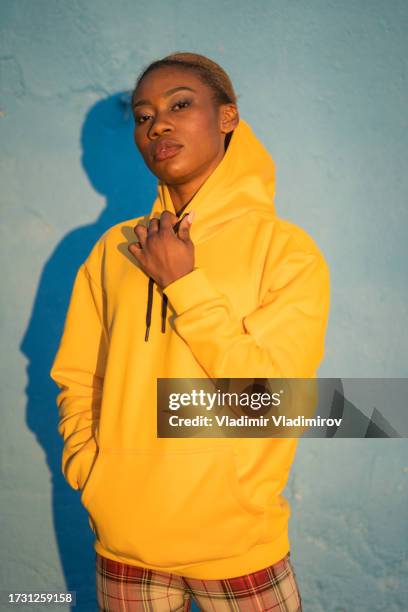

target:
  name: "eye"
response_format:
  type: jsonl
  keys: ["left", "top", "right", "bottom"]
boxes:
{"left": 135, "top": 98, "right": 192, "bottom": 125}
{"left": 135, "top": 113, "right": 149, "bottom": 125}
{"left": 172, "top": 98, "right": 191, "bottom": 111}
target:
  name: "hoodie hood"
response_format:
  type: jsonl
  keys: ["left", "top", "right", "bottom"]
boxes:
{"left": 150, "top": 118, "right": 276, "bottom": 242}
{"left": 145, "top": 118, "right": 277, "bottom": 341}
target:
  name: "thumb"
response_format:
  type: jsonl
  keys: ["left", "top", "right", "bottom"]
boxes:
{"left": 178, "top": 210, "right": 194, "bottom": 241}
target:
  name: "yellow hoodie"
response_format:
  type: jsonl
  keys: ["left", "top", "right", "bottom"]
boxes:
{"left": 50, "top": 118, "right": 330, "bottom": 579}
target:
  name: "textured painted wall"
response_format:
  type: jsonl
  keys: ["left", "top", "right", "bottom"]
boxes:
{"left": 1, "top": 1, "right": 407, "bottom": 610}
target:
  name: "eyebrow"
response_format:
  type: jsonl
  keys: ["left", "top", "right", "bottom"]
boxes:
{"left": 132, "top": 86, "right": 197, "bottom": 109}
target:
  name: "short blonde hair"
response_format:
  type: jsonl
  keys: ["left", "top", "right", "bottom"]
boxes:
{"left": 132, "top": 51, "right": 238, "bottom": 107}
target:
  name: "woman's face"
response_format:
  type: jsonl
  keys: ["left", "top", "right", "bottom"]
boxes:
{"left": 132, "top": 66, "right": 236, "bottom": 186}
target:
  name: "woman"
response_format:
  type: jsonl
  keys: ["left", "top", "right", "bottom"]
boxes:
{"left": 50, "top": 52, "right": 330, "bottom": 611}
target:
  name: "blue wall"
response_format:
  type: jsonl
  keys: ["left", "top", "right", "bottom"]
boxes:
{"left": 1, "top": 1, "right": 407, "bottom": 610}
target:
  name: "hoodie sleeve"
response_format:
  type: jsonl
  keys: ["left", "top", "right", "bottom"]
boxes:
{"left": 50, "top": 262, "right": 108, "bottom": 492}
{"left": 162, "top": 248, "right": 330, "bottom": 379}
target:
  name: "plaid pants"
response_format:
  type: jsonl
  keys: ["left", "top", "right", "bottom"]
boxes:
{"left": 96, "top": 551, "right": 302, "bottom": 611}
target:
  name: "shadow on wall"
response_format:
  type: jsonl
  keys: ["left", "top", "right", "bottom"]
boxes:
{"left": 20, "top": 93, "right": 157, "bottom": 611}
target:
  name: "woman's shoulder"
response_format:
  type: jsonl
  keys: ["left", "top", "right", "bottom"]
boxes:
{"left": 82, "top": 213, "right": 149, "bottom": 279}
{"left": 251, "top": 211, "right": 330, "bottom": 299}
{"left": 101, "top": 213, "right": 149, "bottom": 245}
{"left": 250, "top": 209, "right": 327, "bottom": 261}
{"left": 273, "top": 216, "right": 326, "bottom": 259}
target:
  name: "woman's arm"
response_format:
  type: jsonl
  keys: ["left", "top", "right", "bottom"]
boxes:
{"left": 50, "top": 263, "right": 108, "bottom": 491}
{"left": 162, "top": 249, "right": 330, "bottom": 379}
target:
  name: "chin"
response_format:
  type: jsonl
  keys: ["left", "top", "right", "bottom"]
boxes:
{"left": 156, "top": 163, "right": 194, "bottom": 185}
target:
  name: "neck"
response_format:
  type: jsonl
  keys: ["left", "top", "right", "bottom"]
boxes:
{"left": 166, "top": 142, "right": 226, "bottom": 214}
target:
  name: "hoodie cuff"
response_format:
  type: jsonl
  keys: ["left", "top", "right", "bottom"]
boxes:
{"left": 163, "top": 268, "right": 221, "bottom": 314}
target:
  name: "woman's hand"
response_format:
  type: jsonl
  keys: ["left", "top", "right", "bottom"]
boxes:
{"left": 128, "top": 210, "right": 195, "bottom": 289}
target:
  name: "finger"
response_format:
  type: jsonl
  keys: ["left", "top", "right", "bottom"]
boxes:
{"left": 163, "top": 210, "right": 179, "bottom": 224}
{"left": 172, "top": 213, "right": 186, "bottom": 234}
{"left": 159, "top": 210, "right": 177, "bottom": 235}
{"left": 128, "top": 242, "right": 146, "bottom": 265}
{"left": 170, "top": 214, "right": 181, "bottom": 233}
{"left": 147, "top": 216, "right": 160, "bottom": 235}
{"left": 134, "top": 223, "right": 148, "bottom": 248}
{"left": 177, "top": 210, "right": 194, "bottom": 242}
{"left": 172, "top": 213, "right": 187, "bottom": 235}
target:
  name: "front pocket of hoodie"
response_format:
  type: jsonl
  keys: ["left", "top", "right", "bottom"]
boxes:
{"left": 80, "top": 452, "right": 105, "bottom": 509}
{"left": 83, "top": 448, "right": 266, "bottom": 568}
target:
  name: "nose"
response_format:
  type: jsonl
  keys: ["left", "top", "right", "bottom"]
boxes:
{"left": 148, "top": 113, "right": 173, "bottom": 140}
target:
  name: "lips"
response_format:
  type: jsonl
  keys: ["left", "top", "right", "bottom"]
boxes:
{"left": 152, "top": 139, "right": 183, "bottom": 162}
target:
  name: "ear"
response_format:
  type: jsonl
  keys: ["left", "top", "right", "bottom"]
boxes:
{"left": 219, "top": 104, "right": 240, "bottom": 136}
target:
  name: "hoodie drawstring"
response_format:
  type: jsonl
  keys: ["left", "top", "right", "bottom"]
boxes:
{"left": 144, "top": 277, "right": 154, "bottom": 342}
{"left": 144, "top": 277, "right": 168, "bottom": 342}
{"left": 161, "top": 292, "right": 168, "bottom": 333}
{"left": 144, "top": 211, "right": 189, "bottom": 342}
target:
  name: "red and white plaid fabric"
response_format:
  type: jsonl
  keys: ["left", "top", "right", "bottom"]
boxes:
{"left": 96, "top": 551, "right": 302, "bottom": 611}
